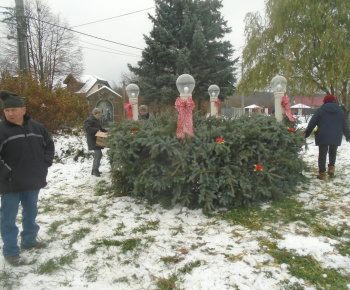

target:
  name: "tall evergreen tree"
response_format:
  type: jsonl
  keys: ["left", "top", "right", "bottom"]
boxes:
{"left": 239, "top": 0, "right": 350, "bottom": 117}
{"left": 128, "top": 0, "right": 238, "bottom": 108}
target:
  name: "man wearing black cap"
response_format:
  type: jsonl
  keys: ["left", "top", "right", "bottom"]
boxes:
{"left": 0, "top": 90, "right": 54, "bottom": 266}
{"left": 84, "top": 108, "right": 107, "bottom": 177}
{"left": 304, "top": 94, "right": 350, "bottom": 179}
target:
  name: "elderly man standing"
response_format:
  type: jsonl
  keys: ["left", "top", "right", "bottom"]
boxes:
{"left": 0, "top": 90, "right": 55, "bottom": 266}
{"left": 84, "top": 108, "right": 107, "bottom": 177}
{"left": 138, "top": 105, "right": 150, "bottom": 120}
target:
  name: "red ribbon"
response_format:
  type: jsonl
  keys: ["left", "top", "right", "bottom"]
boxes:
{"left": 211, "top": 100, "right": 221, "bottom": 116}
{"left": 123, "top": 102, "right": 135, "bottom": 119}
{"left": 281, "top": 94, "right": 295, "bottom": 122}
{"left": 175, "top": 97, "right": 195, "bottom": 138}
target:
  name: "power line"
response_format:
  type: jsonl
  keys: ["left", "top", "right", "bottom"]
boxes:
{"left": 80, "top": 40, "right": 141, "bottom": 57}
{"left": 3, "top": 6, "right": 152, "bottom": 51}
{"left": 81, "top": 44, "right": 141, "bottom": 58}
{"left": 72, "top": 7, "right": 154, "bottom": 28}
{"left": 29, "top": 16, "right": 144, "bottom": 50}
{"left": 82, "top": 47, "right": 140, "bottom": 58}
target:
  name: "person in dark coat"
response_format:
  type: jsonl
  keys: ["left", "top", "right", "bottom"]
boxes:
{"left": 0, "top": 91, "right": 54, "bottom": 266}
{"left": 304, "top": 94, "right": 350, "bottom": 179}
{"left": 138, "top": 105, "right": 150, "bottom": 120}
{"left": 84, "top": 108, "right": 107, "bottom": 177}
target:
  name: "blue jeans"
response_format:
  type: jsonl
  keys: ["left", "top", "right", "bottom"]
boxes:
{"left": 1, "top": 190, "right": 40, "bottom": 258}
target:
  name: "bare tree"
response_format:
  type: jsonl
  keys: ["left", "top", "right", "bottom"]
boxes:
{"left": 0, "top": 7, "right": 18, "bottom": 74}
{"left": 119, "top": 70, "right": 138, "bottom": 87}
{"left": 0, "top": 0, "right": 84, "bottom": 90}
{"left": 111, "top": 70, "right": 138, "bottom": 96}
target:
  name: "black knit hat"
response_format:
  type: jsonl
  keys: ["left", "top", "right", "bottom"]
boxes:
{"left": 0, "top": 90, "right": 24, "bottom": 109}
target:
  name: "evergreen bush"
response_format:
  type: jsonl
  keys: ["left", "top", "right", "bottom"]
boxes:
{"left": 108, "top": 113, "right": 307, "bottom": 211}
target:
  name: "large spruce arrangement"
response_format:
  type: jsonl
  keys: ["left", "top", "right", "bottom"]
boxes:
{"left": 108, "top": 113, "right": 307, "bottom": 211}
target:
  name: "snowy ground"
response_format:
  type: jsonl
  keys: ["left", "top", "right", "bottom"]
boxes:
{"left": 0, "top": 117, "right": 349, "bottom": 289}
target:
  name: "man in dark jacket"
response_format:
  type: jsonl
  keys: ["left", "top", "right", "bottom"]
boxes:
{"left": 305, "top": 94, "right": 350, "bottom": 179}
{"left": 84, "top": 108, "right": 107, "bottom": 177}
{"left": 138, "top": 105, "right": 150, "bottom": 120}
{"left": 0, "top": 91, "right": 54, "bottom": 266}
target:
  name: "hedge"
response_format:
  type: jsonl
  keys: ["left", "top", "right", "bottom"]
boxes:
{"left": 108, "top": 113, "right": 307, "bottom": 211}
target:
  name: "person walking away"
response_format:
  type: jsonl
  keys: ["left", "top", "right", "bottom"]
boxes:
{"left": 0, "top": 91, "right": 55, "bottom": 266}
{"left": 304, "top": 94, "right": 350, "bottom": 179}
{"left": 84, "top": 108, "right": 107, "bottom": 177}
{"left": 138, "top": 105, "right": 150, "bottom": 120}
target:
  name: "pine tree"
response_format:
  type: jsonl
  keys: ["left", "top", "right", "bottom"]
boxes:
{"left": 128, "top": 0, "right": 238, "bottom": 108}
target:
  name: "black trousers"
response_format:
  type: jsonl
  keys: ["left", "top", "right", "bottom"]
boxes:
{"left": 318, "top": 145, "right": 337, "bottom": 173}
{"left": 92, "top": 149, "right": 103, "bottom": 171}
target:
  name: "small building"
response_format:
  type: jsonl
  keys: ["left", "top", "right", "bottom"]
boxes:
{"left": 86, "top": 86, "right": 123, "bottom": 127}
{"left": 63, "top": 74, "right": 124, "bottom": 126}
{"left": 294, "top": 96, "right": 324, "bottom": 109}
{"left": 63, "top": 74, "right": 110, "bottom": 95}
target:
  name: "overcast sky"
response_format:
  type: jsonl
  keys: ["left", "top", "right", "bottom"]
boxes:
{"left": 1, "top": 0, "right": 265, "bottom": 86}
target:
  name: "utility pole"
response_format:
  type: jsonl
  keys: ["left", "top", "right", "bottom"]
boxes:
{"left": 15, "top": 0, "right": 29, "bottom": 74}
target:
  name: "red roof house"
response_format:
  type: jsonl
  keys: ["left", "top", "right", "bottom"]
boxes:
{"left": 294, "top": 96, "right": 324, "bottom": 108}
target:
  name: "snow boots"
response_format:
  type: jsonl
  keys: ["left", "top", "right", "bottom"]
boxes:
{"left": 22, "top": 241, "right": 48, "bottom": 250}
{"left": 6, "top": 255, "right": 26, "bottom": 266}
{"left": 91, "top": 169, "right": 101, "bottom": 177}
{"left": 328, "top": 166, "right": 335, "bottom": 176}
{"left": 317, "top": 166, "right": 335, "bottom": 180}
{"left": 317, "top": 172, "right": 327, "bottom": 180}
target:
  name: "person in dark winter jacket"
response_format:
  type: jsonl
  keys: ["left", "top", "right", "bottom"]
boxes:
{"left": 138, "top": 105, "right": 150, "bottom": 120}
{"left": 0, "top": 90, "right": 54, "bottom": 266}
{"left": 84, "top": 108, "right": 107, "bottom": 177}
{"left": 304, "top": 94, "right": 350, "bottom": 179}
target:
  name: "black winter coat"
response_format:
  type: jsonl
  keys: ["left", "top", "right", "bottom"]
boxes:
{"left": 84, "top": 114, "right": 106, "bottom": 150}
{"left": 0, "top": 114, "right": 55, "bottom": 194}
{"left": 304, "top": 103, "right": 350, "bottom": 146}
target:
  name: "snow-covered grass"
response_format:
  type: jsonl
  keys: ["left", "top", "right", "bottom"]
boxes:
{"left": 0, "top": 118, "right": 349, "bottom": 290}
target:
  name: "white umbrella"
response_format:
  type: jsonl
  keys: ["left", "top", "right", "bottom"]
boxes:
{"left": 291, "top": 103, "right": 311, "bottom": 109}
{"left": 244, "top": 104, "right": 260, "bottom": 109}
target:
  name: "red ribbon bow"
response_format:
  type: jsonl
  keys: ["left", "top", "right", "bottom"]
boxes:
{"left": 281, "top": 94, "right": 295, "bottom": 122}
{"left": 123, "top": 102, "right": 133, "bottom": 119}
{"left": 211, "top": 100, "right": 221, "bottom": 116}
{"left": 175, "top": 97, "right": 195, "bottom": 138}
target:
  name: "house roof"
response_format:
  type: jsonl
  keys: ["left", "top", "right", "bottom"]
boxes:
{"left": 294, "top": 96, "right": 324, "bottom": 107}
{"left": 75, "top": 75, "right": 109, "bottom": 94}
{"left": 86, "top": 86, "right": 122, "bottom": 99}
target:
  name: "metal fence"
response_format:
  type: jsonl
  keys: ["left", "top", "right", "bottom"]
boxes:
{"left": 221, "top": 108, "right": 245, "bottom": 119}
